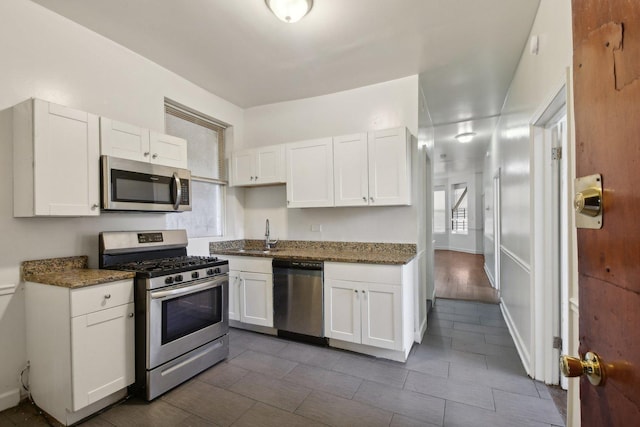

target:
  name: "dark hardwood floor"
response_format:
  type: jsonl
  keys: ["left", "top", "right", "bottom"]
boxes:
{"left": 435, "top": 250, "right": 499, "bottom": 304}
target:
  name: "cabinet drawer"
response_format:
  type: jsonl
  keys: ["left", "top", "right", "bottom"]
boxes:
{"left": 71, "top": 280, "right": 134, "bottom": 317}
{"left": 324, "top": 262, "right": 401, "bottom": 285}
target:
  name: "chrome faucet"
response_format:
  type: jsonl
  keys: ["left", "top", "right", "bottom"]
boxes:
{"left": 265, "top": 219, "right": 278, "bottom": 249}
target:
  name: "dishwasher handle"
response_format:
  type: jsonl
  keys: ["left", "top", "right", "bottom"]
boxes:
{"left": 272, "top": 259, "right": 323, "bottom": 270}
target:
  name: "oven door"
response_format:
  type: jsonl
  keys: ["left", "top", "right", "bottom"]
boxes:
{"left": 148, "top": 275, "right": 228, "bottom": 369}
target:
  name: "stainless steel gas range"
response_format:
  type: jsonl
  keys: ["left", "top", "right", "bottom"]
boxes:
{"left": 99, "top": 229, "right": 229, "bottom": 401}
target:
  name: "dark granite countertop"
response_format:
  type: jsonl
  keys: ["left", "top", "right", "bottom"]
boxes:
{"left": 22, "top": 256, "right": 135, "bottom": 289}
{"left": 211, "top": 240, "right": 416, "bottom": 265}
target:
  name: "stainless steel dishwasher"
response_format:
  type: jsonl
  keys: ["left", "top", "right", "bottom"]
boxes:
{"left": 273, "top": 259, "right": 324, "bottom": 339}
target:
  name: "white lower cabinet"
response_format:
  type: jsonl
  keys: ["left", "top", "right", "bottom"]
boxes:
{"left": 324, "top": 262, "right": 414, "bottom": 360}
{"left": 25, "top": 279, "right": 135, "bottom": 425}
{"left": 224, "top": 257, "right": 273, "bottom": 328}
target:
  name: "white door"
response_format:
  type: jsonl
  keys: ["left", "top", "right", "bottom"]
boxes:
{"left": 149, "top": 131, "right": 188, "bottom": 168}
{"left": 368, "top": 127, "right": 411, "bottom": 206}
{"left": 324, "top": 279, "right": 360, "bottom": 343}
{"left": 286, "top": 138, "right": 334, "bottom": 207}
{"left": 360, "top": 283, "right": 402, "bottom": 350}
{"left": 240, "top": 272, "right": 273, "bottom": 327}
{"left": 35, "top": 101, "right": 100, "bottom": 216}
{"left": 333, "top": 133, "right": 369, "bottom": 206}
{"left": 99, "top": 117, "right": 150, "bottom": 162}
{"left": 70, "top": 303, "right": 134, "bottom": 411}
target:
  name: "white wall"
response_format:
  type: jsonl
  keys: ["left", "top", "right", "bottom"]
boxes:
{"left": 484, "top": 0, "right": 572, "bottom": 374}
{"left": 242, "top": 76, "right": 420, "bottom": 243}
{"left": 0, "top": 0, "right": 244, "bottom": 410}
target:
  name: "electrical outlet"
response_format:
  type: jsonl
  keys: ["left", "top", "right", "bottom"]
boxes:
{"left": 310, "top": 224, "right": 322, "bottom": 232}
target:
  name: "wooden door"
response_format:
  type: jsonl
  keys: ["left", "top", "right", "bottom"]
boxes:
{"left": 572, "top": 0, "right": 640, "bottom": 424}
{"left": 324, "top": 278, "right": 360, "bottom": 343}
{"left": 240, "top": 272, "right": 273, "bottom": 327}
{"left": 360, "top": 283, "right": 402, "bottom": 351}
{"left": 256, "top": 145, "right": 286, "bottom": 184}
{"left": 149, "top": 131, "right": 188, "bottom": 168}
{"left": 367, "top": 127, "right": 411, "bottom": 206}
{"left": 285, "top": 138, "right": 334, "bottom": 208}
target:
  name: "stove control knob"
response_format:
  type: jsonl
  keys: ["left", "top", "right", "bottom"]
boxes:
{"left": 214, "top": 268, "right": 221, "bottom": 274}
{"left": 175, "top": 275, "right": 183, "bottom": 282}
{"left": 207, "top": 268, "right": 215, "bottom": 276}
{"left": 164, "top": 277, "right": 174, "bottom": 285}
{"left": 192, "top": 271, "right": 199, "bottom": 279}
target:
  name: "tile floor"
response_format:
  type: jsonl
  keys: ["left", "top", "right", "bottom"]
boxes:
{"left": 0, "top": 299, "right": 566, "bottom": 427}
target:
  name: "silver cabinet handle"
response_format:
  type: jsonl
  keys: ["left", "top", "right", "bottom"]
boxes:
{"left": 128, "top": 313, "right": 134, "bottom": 318}
{"left": 144, "top": 152, "right": 150, "bottom": 157}
{"left": 104, "top": 294, "right": 111, "bottom": 299}
{"left": 354, "top": 290, "right": 358, "bottom": 293}
{"left": 255, "top": 176, "right": 258, "bottom": 180}
{"left": 250, "top": 176, "right": 254, "bottom": 181}
{"left": 152, "top": 153, "right": 158, "bottom": 159}
{"left": 91, "top": 204, "right": 99, "bottom": 210}
{"left": 369, "top": 197, "right": 374, "bottom": 203}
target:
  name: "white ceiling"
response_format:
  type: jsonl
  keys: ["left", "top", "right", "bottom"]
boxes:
{"left": 30, "top": 0, "right": 540, "bottom": 177}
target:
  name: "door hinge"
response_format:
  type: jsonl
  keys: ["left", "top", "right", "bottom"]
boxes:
{"left": 553, "top": 336, "right": 563, "bottom": 349}
{"left": 552, "top": 147, "right": 562, "bottom": 160}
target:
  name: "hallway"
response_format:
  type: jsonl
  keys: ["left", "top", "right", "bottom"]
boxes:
{"left": 0, "top": 301, "right": 564, "bottom": 426}
{"left": 435, "top": 250, "right": 499, "bottom": 304}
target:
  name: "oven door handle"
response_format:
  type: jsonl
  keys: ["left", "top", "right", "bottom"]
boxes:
{"left": 151, "top": 278, "right": 224, "bottom": 300}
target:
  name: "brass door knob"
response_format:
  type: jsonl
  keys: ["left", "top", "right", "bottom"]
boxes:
{"left": 560, "top": 351, "right": 605, "bottom": 386}
{"left": 574, "top": 187, "right": 602, "bottom": 217}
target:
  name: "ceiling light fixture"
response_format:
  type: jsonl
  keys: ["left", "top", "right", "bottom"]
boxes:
{"left": 455, "top": 132, "right": 476, "bottom": 143}
{"left": 265, "top": 0, "right": 313, "bottom": 23}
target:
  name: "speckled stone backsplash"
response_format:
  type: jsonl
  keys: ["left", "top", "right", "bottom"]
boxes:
{"left": 21, "top": 255, "right": 88, "bottom": 278}
{"left": 210, "top": 240, "right": 416, "bottom": 255}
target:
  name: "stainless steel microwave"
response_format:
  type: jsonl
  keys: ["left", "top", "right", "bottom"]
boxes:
{"left": 101, "top": 155, "right": 192, "bottom": 212}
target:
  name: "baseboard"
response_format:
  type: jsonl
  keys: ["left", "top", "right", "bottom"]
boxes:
{"left": 414, "top": 314, "right": 427, "bottom": 344}
{"left": 0, "top": 388, "right": 20, "bottom": 412}
{"left": 484, "top": 264, "right": 495, "bottom": 288}
{"left": 500, "top": 297, "right": 531, "bottom": 376}
{"left": 435, "top": 247, "right": 484, "bottom": 255}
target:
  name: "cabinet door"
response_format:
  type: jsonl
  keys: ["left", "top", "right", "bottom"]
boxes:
{"left": 231, "top": 150, "right": 256, "bottom": 186}
{"left": 286, "top": 138, "right": 334, "bottom": 208}
{"left": 70, "top": 302, "right": 134, "bottom": 411}
{"left": 367, "top": 127, "right": 411, "bottom": 206}
{"left": 333, "top": 133, "right": 369, "bottom": 206}
{"left": 255, "top": 145, "right": 285, "bottom": 184}
{"left": 324, "top": 279, "right": 360, "bottom": 343}
{"left": 240, "top": 272, "right": 273, "bottom": 327}
{"left": 228, "top": 270, "right": 241, "bottom": 321}
{"left": 360, "top": 283, "right": 402, "bottom": 351}
{"left": 34, "top": 100, "right": 100, "bottom": 216}
{"left": 100, "top": 117, "right": 150, "bottom": 162}
{"left": 149, "top": 131, "right": 188, "bottom": 168}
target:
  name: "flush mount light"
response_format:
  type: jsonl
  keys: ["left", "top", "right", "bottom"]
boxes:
{"left": 265, "top": 0, "right": 313, "bottom": 23}
{"left": 455, "top": 132, "right": 476, "bottom": 143}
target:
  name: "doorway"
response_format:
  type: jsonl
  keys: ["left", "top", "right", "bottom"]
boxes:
{"left": 532, "top": 84, "right": 570, "bottom": 387}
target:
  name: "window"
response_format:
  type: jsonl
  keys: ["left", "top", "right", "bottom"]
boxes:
{"left": 451, "top": 183, "right": 468, "bottom": 235}
{"left": 433, "top": 188, "right": 446, "bottom": 233}
{"left": 164, "top": 102, "right": 226, "bottom": 237}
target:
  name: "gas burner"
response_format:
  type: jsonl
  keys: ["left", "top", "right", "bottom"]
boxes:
{"left": 111, "top": 255, "right": 223, "bottom": 277}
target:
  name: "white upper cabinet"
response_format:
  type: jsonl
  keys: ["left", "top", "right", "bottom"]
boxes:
{"left": 286, "top": 138, "right": 334, "bottom": 208}
{"left": 368, "top": 127, "right": 412, "bottom": 206}
{"left": 13, "top": 98, "right": 100, "bottom": 217}
{"left": 333, "top": 127, "right": 412, "bottom": 207}
{"left": 333, "top": 132, "right": 369, "bottom": 206}
{"left": 100, "top": 117, "right": 187, "bottom": 169}
{"left": 231, "top": 144, "right": 285, "bottom": 186}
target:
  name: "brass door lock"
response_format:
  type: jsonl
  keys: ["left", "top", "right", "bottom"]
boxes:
{"left": 574, "top": 174, "right": 603, "bottom": 229}
{"left": 560, "top": 351, "right": 605, "bottom": 386}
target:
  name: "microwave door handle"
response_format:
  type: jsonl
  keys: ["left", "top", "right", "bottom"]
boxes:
{"left": 172, "top": 172, "right": 182, "bottom": 210}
